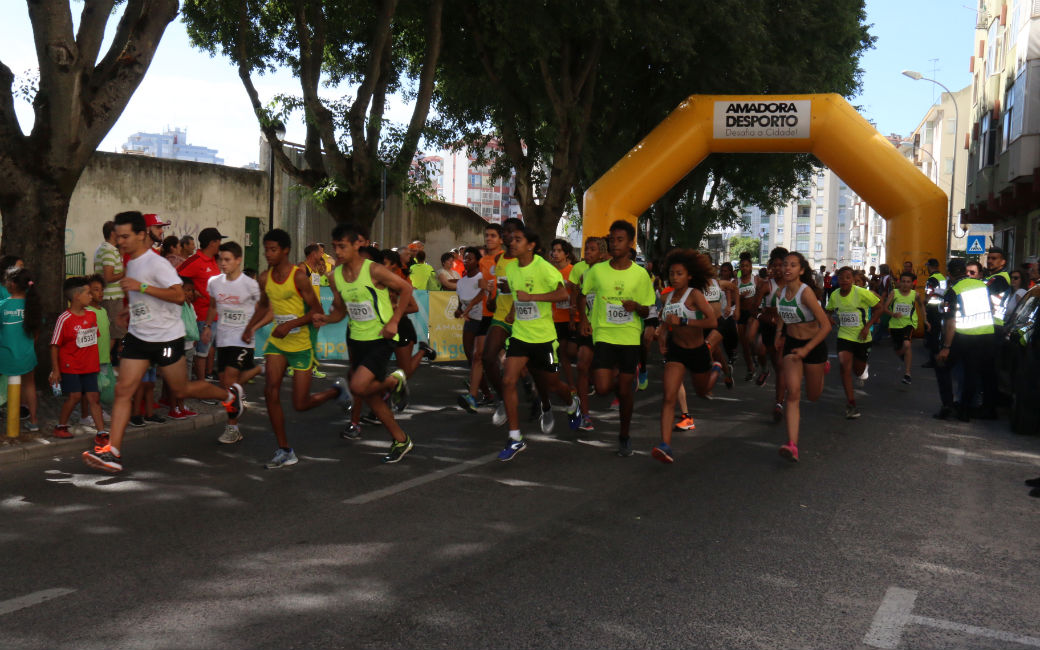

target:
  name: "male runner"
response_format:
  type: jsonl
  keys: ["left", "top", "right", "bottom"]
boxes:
{"left": 482, "top": 217, "right": 526, "bottom": 426}
{"left": 567, "top": 237, "right": 607, "bottom": 430}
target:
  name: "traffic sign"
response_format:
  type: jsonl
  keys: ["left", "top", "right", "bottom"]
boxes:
{"left": 966, "top": 235, "right": 986, "bottom": 255}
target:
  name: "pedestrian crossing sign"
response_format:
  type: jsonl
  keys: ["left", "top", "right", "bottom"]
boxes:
{"left": 966, "top": 235, "right": 985, "bottom": 255}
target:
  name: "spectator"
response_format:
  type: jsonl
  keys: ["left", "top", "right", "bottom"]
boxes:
{"left": 179, "top": 235, "right": 196, "bottom": 258}
{"left": 0, "top": 267, "right": 41, "bottom": 432}
{"left": 451, "top": 248, "right": 465, "bottom": 276}
{"left": 436, "top": 252, "right": 460, "bottom": 290}
{"left": 178, "top": 227, "right": 224, "bottom": 381}
{"left": 162, "top": 236, "right": 185, "bottom": 268}
{"left": 409, "top": 250, "right": 437, "bottom": 290}
{"left": 966, "top": 260, "right": 983, "bottom": 279}
{"left": 93, "top": 221, "right": 126, "bottom": 342}
{"left": 317, "top": 242, "right": 335, "bottom": 272}
{"left": 0, "top": 255, "right": 24, "bottom": 301}
{"left": 399, "top": 246, "right": 414, "bottom": 269}
{"left": 49, "top": 277, "right": 104, "bottom": 439}
{"left": 302, "top": 244, "right": 327, "bottom": 292}
{"left": 1005, "top": 269, "right": 1029, "bottom": 322}
{"left": 143, "top": 214, "right": 170, "bottom": 250}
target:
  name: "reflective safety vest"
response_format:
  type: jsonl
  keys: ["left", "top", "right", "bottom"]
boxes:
{"left": 926, "top": 272, "right": 947, "bottom": 307}
{"left": 952, "top": 277, "right": 995, "bottom": 335}
{"left": 986, "top": 270, "right": 1011, "bottom": 326}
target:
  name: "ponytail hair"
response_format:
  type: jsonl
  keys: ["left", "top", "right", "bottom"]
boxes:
{"left": 786, "top": 252, "right": 817, "bottom": 293}
{"left": 6, "top": 268, "right": 41, "bottom": 337}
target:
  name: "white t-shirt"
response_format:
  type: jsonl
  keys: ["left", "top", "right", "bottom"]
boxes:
{"left": 126, "top": 249, "right": 186, "bottom": 342}
{"left": 207, "top": 273, "right": 261, "bottom": 348}
{"left": 455, "top": 272, "right": 484, "bottom": 319}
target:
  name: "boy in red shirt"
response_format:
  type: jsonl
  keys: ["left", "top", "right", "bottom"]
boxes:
{"left": 49, "top": 277, "right": 104, "bottom": 439}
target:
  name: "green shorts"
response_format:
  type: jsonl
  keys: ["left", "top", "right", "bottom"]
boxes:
{"left": 489, "top": 319, "right": 513, "bottom": 335}
{"left": 264, "top": 341, "right": 316, "bottom": 372}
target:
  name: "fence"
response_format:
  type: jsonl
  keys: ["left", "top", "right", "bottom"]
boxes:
{"left": 65, "top": 252, "right": 86, "bottom": 277}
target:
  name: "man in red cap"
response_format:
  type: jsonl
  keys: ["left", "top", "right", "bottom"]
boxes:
{"left": 143, "top": 213, "right": 170, "bottom": 252}
{"left": 178, "top": 227, "right": 225, "bottom": 381}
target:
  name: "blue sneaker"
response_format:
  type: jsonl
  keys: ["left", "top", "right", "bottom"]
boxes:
{"left": 457, "top": 393, "right": 479, "bottom": 414}
{"left": 567, "top": 397, "right": 582, "bottom": 431}
{"left": 498, "top": 438, "right": 527, "bottom": 462}
{"left": 652, "top": 442, "right": 674, "bottom": 464}
{"left": 638, "top": 367, "right": 649, "bottom": 391}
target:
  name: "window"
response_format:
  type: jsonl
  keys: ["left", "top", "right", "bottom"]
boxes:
{"left": 943, "top": 157, "right": 954, "bottom": 175}
{"left": 796, "top": 224, "right": 811, "bottom": 234}
{"left": 814, "top": 242, "right": 823, "bottom": 252}
{"left": 923, "top": 121, "right": 935, "bottom": 145}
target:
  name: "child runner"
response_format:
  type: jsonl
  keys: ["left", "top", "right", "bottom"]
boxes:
{"left": 885, "top": 271, "right": 927, "bottom": 385}
{"left": 50, "top": 277, "right": 105, "bottom": 439}
{"left": 456, "top": 247, "right": 490, "bottom": 413}
{"left": 702, "top": 268, "right": 738, "bottom": 389}
{"left": 498, "top": 227, "right": 582, "bottom": 461}
{"left": 482, "top": 217, "right": 525, "bottom": 426}
{"left": 241, "top": 228, "right": 350, "bottom": 469}
{"left": 82, "top": 211, "right": 244, "bottom": 473}
{"left": 775, "top": 252, "right": 831, "bottom": 462}
{"left": 826, "top": 266, "right": 882, "bottom": 418}
{"left": 204, "top": 241, "right": 267, "bottom": 443}
{"left": 735, "top": 253, "right": 760, "bottom": 381}
{"left": 578, "top": 220, "right": 654, "bottom": 457}
{"left": 567, "top": 237, "right": 607, "bottom": 431}
{"left": 653, "top": 250, "right": 719, "bottom": 463}
{"left": 755, "top": 249, "right": 788, "bottom": 422}
{"left": 549, "top": 238, "right": 576, "bottom": 390}
{"left": 321, "top": 222, "right": 414, "bottom": 463}
{"left": 0, "top": 268, "right": 42, "bottom": 432}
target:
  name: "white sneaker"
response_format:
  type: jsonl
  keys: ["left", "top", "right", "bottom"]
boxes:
{"left": 492, "top": 401, "right": 507, "bottom": 426}
{"left": 218, "top": 425, "right": 243, "bottom": 444}
{"left": 539, "top": 406, "right": 554, "bottom": 434}
{"left": 265, "top": 448, "right": 298, "bottom": 469}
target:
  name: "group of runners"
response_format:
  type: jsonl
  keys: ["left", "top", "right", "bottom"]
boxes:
{"left": 82, "top": 211, "right": 929, "bottom": 474}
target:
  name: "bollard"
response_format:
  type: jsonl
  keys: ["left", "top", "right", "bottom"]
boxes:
{"left": 7, "top": 375, "right": 20, "bottom": 438}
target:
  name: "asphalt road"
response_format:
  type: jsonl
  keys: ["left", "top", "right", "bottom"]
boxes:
{"left": 1, "top": 338, "right": 1038, "bottom": 649}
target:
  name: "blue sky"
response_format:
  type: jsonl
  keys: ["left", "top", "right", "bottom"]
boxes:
{"left": 0, "top": 1, "right": 976, "bottom": 167}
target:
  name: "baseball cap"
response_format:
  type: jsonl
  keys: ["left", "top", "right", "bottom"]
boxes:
{"left": 198, "top": 227, "right": 226, "bottom": 248}
{"left": 143, "top": 213, "right": 170, "bottom": 227}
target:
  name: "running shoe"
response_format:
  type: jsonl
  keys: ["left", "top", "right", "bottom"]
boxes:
{"left": 144, "top": 414, "right": 166, "bottom": 424}
{"left": 223, "top": 383, "right": 246, "bottom": 420}
{"left": 418, "top": 341, "right": 437, "bottom": 361}
{"left": 179, "top": 407, "right": 198, "bottom": 418}
{"left": 93, "top": 431, "right": 109, "bottom": 453}
{"left": 311, "top": 368, "right": 327, "bottom": 379}
{"left": 744, "top": 370, "right": 754, "bottom": 382}
{"left": 389, "top": 369, "right": 409, "bottom": 412}
{"left": 578, "top": 415, "right": 594, "bottom": 431}
{"left": 610, "top": 397, "right": 620, "bottom": 409}
{"left": 723, "top": 363, "right": 734, "bottom": 389}
{"left": 498, "top": 438, "right": 526, "bottom": 462}
{"left": 901, "top": 374, "right": 912, "bottom": 385}
{"left": 458, "top": 393, "right": 479, "bottom": 414}
{"left": 82, "top": 445, "right": 122, "bottom": 473}
{"left": 218, "top": 425, "right": 243, "bottom": 444}
{"left": 773, "top": 402, "right": 784, "bottom": 423}
{"left": 651, "top": 442, "right": 674, "bottom": 464}
{"left": 845, "top": 404, "right": 861, "bottom": 419}
{"left": 167, "top": 407, "right": 188, "bottom": 420}
{"left": 854, "top": 376, "right": 865, "bottom": 388}
{"left": 638, "top": 367, "right": 649, "bottom": 391}
{"left": 382, "top": 436, "right": 414, "bottom": 464}
{"left": 477, "top": 393, "right": 496, "bottom": 407}
{"left": 675, "top": 415, "right": 696, "bottom": 431}
{"left": 360, "top": 412, "right": 382, "bottom": 426}
{"left": 617, "top": 437, "right": 633, "bottom": 457}
{"left": 24, "top": 422, "right": 40, "bottom": 433}
{"left": 539, "top": 406, "right": 555, "bottom": 434}
{"left": 755, "top": 367, "right": 771, "bottom": 386}
{"left": 265, "top": 448, "right": 298, "bottom": 469}
{"left": 52, "top": 425, "right": 73, "bottom": 439}
{"left": 567, "top": 398, "right": 582, "bottom": 431}
{"left": 341, "top": 422, "right": 362, "bottom": 440}
{"left": 779, "top": 443, "right": 799, "bottom": 462}
{"left": 528, "top": 398, "right": 542, "bottom": 421}
{"left": 129, "top": 415, "right": 146, "bottom": 427}
{"left": 333, "top": 377, "right": 353, "bottom": 412}
{"left": 492, "top": 401, "right": 507, "bottom": 426}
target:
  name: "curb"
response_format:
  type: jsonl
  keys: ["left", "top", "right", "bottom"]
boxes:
{"left": 0, "top": 410, "right": 225, "bottom": 468}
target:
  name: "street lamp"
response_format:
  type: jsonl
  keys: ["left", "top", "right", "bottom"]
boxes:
{"left": 265, "top": 121, "right": 287, "bottom": 232}
{"left": 902, "top": 69, "right": 960, "bottom": 257}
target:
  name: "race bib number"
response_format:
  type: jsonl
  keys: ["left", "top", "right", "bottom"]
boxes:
{"left": 555, "top": 299, "right": 571, "bottom": 310}
{"left": 648, "top": 305, "right": 659, "bottom": 319}
{"left": 76, "top": 327, "right": 98, "bottom": 348}
{"left": 222, "top": 309, "right": 247, "bottom": 325}
{"left": 893, "top": 302, "right": 913, "bottom": 317}
{"left": 585, "top": 292, "right": 595, "bottom": 311}
{"left": 346, "top": 302, "right": 376, "bottom": 322}
{"left": 739, "top": 283, "right": 756, "bottom": 298}
{"left": 274, "top": 313, "right": 301, "bottom": 335}
{"left": 838, "top": 311, "right": 861, "bottom": 327}
{"left": 311, "top": 273, "right": 321, "bottom": 286}
{"left": 704, "top": 285, "right": 721, "bottom": 302}
{"left": 778, "top": 305, "right": 802, "bottom": 324}
{"left": 606, "top": 303, "right": 633, "bottom": 324}
{"left": 129, "top": 301, "right": 152, "bottom": 325}
{"left": 514, "top": 301, "right": 540, "bottom": 320}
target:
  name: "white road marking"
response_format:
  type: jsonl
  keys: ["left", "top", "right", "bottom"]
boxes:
{"left": 946, "top": 448, "right": 965, "bottom": 466}
{"left": 343, "top": 452, "right": 499, "bottom": 505}
{"left": 864, "top": 585, "right": 1040, "bottom": 648}
{"left": 0, "top": 588, "right": 76, "bottom": 616}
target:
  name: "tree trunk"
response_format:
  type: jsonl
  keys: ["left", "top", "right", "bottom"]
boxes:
{"left": 0, "top": 179, "right": 70, "bottom": 384}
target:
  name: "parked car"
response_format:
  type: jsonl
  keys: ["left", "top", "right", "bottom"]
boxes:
{"left": 1001, "top": 284, "right": 1040, "bottom": 434}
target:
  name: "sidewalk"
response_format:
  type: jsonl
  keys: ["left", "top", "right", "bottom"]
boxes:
{"left": 0, "top": 394, "right": 227, "bottom": 467}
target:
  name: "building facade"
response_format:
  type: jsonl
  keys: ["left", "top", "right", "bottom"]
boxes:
{"left": 424, "top": 141, "right": 520, "bottom": 224}
{"left": 767, "top": 168, "right": 859, "bottom": 271}
{"left": 121, "top": 127, "right": 224, "bottom": 165}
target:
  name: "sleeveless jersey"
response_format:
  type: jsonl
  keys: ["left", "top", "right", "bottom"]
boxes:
{"left": 777, "top": 284, "right": 815, "bottom": 325}
{"left": 738, "top": 276, "right": 756, "bottom": 300}
{"left": 265, "top": 265, "right": 312, "bottom": 352}
{"left": 662, "top": 288, "right": 705, "bottom": 321}
{"left": 333, "top": 259, "right": 397, "bottom": 342}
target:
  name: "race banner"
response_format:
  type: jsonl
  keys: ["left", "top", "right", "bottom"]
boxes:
{"left": 426, "top": 290, "right": 466, "bottom": 362}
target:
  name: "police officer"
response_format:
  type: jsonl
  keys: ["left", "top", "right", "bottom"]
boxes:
{"left": 922, "top": 258, "right": 946, "bottom": 368}
{"left": 984, "top": 246, "right": 1011, "bottom": 337}
{"left": 933, "top": 258, "right": 999, "bottom": 421}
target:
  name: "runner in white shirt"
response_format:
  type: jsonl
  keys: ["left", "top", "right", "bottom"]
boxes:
{"left": 82, "top": 211, "right": 244, "bottom": 474}
{"left": 203, "top": 241, "right": 269, "bottom": 444}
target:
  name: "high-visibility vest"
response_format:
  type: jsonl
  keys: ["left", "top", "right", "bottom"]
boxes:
{"left": 986, "top": 270, "right": 1011, "bottom": 326}
{"left": 926, "top": 272, "right": 947, "bottom": 307}
{"left": 951, "top": 277, "right": 995, "bottom": 335}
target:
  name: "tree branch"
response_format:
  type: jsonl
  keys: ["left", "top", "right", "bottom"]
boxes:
{"left": 76, "top": 0, "right": 116, "bottom": 69}
{"left": 347, "top": 0, "right": 398, "bottom": 154}
{"left": 391, "top": 0, "right": 443, "bottom": 178}
{"left": 366, "top": 34, "right": 392, "bottom": 157}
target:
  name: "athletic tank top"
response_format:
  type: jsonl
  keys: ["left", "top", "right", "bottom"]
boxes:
{"left": 265, "top": 265, "right": 312, "bottom": 352}
{"left": 777, "top": 284, "right": 815, "bottom": 324}
{"left": 738, "top": 276, "right": 756, "bottom": 299}
{"left": 703, "top": 279, "right": 722, "bottom": 303}
{"left": 661, "top": 288, "right": 704, "bottom": 320}
{"left": 762, "top": 279, "right": 780, "bottom": 309}
{"left": 333, "top": 259, "right": 397, "bottom": 342}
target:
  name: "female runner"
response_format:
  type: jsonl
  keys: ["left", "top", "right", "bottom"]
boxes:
{"left": 735, "top": 253, "right": 760, "bottom": 381}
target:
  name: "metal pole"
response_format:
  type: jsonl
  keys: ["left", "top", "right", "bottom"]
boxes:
{"left": 268, "top": 143, "right": 275, "bottom": 233}
{"left": 920, "top": 78, "right": 959, "bottom": 257}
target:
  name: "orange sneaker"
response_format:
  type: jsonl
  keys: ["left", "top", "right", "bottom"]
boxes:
{"left": 674, "top": 415, "right": 696, "bottom": 431}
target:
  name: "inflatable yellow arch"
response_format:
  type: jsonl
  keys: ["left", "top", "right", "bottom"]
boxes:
{"left": 582, "top": 94, "right": 947, "bottom": 268}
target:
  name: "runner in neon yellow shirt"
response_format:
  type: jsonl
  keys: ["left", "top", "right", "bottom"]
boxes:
{"left": 884, "top": 270, "right": 928, "bottom": 385}
{"left": 566, "top": 237, "right": 607, "bottom": 430}
{"left": 825, "top": 266, "right": 882, "bottom": 419}
{"left": 577, "top": 220, "right": 654, "bottom": 456}
{"left": 497, "top": 227, "right": 582, "bottom": 462}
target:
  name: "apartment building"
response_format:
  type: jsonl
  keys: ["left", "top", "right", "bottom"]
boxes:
{"left": 768, "top": 168, "right": 859, "bottom": 271}
{"left": 423, "top": 141, "right": 520, "bottom": 224}
{"left": 121, "top": 127, "right": 223, "bottom": 165}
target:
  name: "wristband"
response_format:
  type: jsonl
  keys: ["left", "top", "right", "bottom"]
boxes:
{"left": 139, "top": 282, "right": 149, "bottom": 293}
{"left": 679, "top": 316, "right": 688, "bottom": 326}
